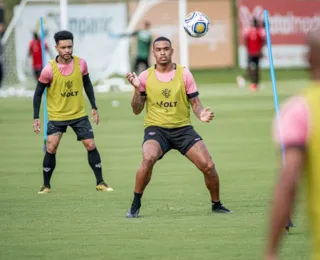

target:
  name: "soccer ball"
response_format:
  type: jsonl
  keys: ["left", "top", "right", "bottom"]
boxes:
{"left": 184, "top": 11, "right": 210, "bottom": 38}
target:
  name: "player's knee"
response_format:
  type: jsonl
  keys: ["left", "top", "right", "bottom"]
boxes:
{"left": 142, "top": 155, "right": 157, "bottom": 168}
{"left": 83, "top": 140, "right": 96, "bottom": 151}
{"left": 47, "top": 142, "right": 58, "bottom": 153}
{"left": 86, "top": 143, "right": 96, "bottom": 151}
{"left": 201, "top": 161, "right": 216, "bottom": 175}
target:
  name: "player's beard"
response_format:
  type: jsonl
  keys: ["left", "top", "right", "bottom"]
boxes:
{"left": 61, "top": 53, "right": 72, "bottom": 61}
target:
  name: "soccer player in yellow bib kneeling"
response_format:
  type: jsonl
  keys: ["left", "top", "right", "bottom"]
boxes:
{"left": 33, "top": 31, "right": 113, "bottom": 193}
{"left": 125, "top": 37, "right": 231, "bottom": 217}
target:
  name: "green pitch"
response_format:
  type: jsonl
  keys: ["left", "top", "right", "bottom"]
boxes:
{"left": 0, "top": 73, "right": 311, "bottom": 260}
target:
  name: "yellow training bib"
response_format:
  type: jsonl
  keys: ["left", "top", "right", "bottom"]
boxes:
{"left": 46, "top": 56, "right": 86, "bottom": 121}
{"left": 144, "top": 64, "right": 191, "bottom": 128}
{"left": 300, "top": 83, "right": 320, "bottom": 260}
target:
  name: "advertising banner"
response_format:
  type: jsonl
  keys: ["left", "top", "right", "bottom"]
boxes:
{"left": 238, "top": 0, "right": 320, "bottom": 68}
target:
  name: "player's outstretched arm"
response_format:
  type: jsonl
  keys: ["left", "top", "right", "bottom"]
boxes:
{"left": 33, "top": 64, "right": 52, "bottom": 134}
{"left": 189, "top": 96, "right": 214, "bottom": 123}
{"left": 33, "top": 81, "right": 47, "bottom": 134}
{"left": 109, "top": 31, "right": 138, "bottom": 39}
{"left": 126, "top": 72, "right": 146, "bottom": 115}
{"left": 131, "top": 90, "right": 146, "bottom": 115}
{"left": 83, "top": 74, "right": 99, "bottom": 124}
{"left": 83, "top": 74, "right": 97, "bottom": 109}
{"left": 265, "top": 147, "right": 304, "bottom": 260}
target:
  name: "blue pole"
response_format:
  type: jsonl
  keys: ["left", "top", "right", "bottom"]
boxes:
{"left": 264, "top": 10, "right": 294, "bottom": 230}
{"left": 263, "top": 10, "right": 285, "bottom": 167}
{"left": 39, "top": 17, "right": 48, "bottom": 152}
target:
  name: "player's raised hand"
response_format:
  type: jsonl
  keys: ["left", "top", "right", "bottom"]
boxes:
{"left": 91, "top": 109, "right": 100, "bottom": 125}
{"left": 33, "top": 119, "right": 41, "bottom": 134}
{"left": 126, "top": 72, "right": 140, "bottom": 89}
{"left": 200, "top": 107, "right": 214, "bottom": 123}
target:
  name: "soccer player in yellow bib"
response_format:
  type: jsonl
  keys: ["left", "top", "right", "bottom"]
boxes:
{"left": 125, "top": 37, "right": 231, "bottom": 218}
{"left": 33, "top": 31, "right": 113, "bottom": 194}
{"left": 265, "top": 28, "right": 320, "bottom": 260}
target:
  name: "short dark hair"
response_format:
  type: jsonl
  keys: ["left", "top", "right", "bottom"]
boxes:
{"left": 33, "top": 31, "right": 39, "bottom": 40}
{"left": 54, "top": 30, "right": 74, "bottom": 44}
{"left": 153, "top": 36, "right": 171, "bottom": 46}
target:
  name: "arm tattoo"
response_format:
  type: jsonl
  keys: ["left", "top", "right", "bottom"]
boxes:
{"left": 131, "top": 89, "right": 145, "bottom": 115}
{"left": 189, "top": 97, "right": 204, "bottom": 119}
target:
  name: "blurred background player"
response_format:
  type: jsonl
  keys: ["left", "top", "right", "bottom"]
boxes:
{"left": 27, "top": 31, "right": 52, "bottom": 81}
{"left": 125, "top": 36, "right": 231, "bottom": 218}
{"left": 115, "top": 21, "right": 152, "bottom": 74}
{"left": 33, "top": 30, "right": 113, "bottom": 194}
{"left": 265, "top": 28, "right": 320, "bottom": 260}
{"left": 237, "top": 18, "right": 265, "bottom": 91}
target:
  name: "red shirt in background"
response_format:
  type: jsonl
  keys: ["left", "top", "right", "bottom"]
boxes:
{"left": 244, "top": 27, "right": 266, "bottom": 56}
{"left": 29, "top": 39, "right": 48, "bottom": 70}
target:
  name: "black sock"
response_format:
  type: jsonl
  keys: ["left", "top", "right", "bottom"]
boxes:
{"left": 131, "top": 192, "right": 143, "bottom": 211}
{"left": 88, "top": 148, "right": 103, "bottom": 185}
{"left": 212, "top": 200, "right": 221, "bottom": 206}
{"left": 43, "top": 152, "right": 56, "bottom": 187}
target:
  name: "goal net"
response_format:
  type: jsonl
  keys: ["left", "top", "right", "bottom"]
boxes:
{"left": 0, "top": 0, "right": 188, "bottom": 94}
{"left": 1, "top": 0, "right": 61, "bottom": 96}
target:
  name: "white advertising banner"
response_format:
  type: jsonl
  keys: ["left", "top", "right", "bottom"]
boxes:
{"left": 14, "top": 3, "right": 129, "bottom": 82}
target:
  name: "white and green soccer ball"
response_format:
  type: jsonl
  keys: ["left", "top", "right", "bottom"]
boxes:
{"left": 184, "top": 11, "right": 210, "bottom": 38}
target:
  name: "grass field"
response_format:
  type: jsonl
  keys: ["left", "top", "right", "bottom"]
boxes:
{"left": 0, "top": 72, "right": 311, "bottom": 260}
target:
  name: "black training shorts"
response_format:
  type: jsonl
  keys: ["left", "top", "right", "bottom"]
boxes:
{"left": 248, "top": 55, "right": 260, "bottom": 70}
{"left": 47, "top": 116, "right": 94, "bottom": 141}
{"left": 143, "top": 125, "right": 202, "bottom": 158}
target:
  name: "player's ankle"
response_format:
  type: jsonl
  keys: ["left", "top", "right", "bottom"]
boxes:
{"left": 134, "top": 191, "right": 143, "bottom": 198}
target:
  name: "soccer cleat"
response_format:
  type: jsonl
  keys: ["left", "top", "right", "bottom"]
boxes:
{"left": 38, "top": 185, "right": 51, "bottom": 194}
{"left": 287, "top": 218, "right": 295, "bottom": 227}
{"left": 285, "top": 218, "right": 295, "bottom": 234}
{"left": 212, "top": 202, "right": 231, "bottom": 213}
{"left": 96, "top": 181, "right": 113, "bottom": 192}
{"left": 126, "top": 208, "right": 140, "bottom": 218}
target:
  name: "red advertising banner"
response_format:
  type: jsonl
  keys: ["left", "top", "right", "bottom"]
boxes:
{"left": 238, "top": 0, "right": 320, "bottom": 68}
